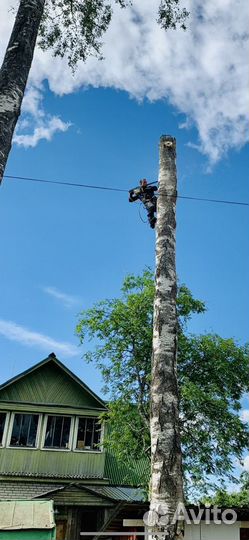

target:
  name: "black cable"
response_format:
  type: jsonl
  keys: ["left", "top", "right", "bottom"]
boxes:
{"left": 178, "top": 195, "right": 249, "bottom": 207}
{"left": 4, "top": 174, "right": 127, "bottom": 193}
{"left": 4, "top": 174, "right": 249, "bottom": 207}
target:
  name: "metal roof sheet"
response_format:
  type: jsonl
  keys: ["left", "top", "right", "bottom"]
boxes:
{"left": 0, "top": 500, "right": 55, "bottom": 530}
{"left": 0, "top": 470, "right": 104, "bottom": 479}
{"left": 0, "top": 482, "right": 65, "bottom": 500}
{"left": 84, "top": 485, "right": 146, "bottom": 502}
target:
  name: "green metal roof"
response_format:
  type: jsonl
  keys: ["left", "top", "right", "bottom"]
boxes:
{"left": 84, "top": 485, "right": 146, "bottom": 502}
{"left": 0, "top": 482, "right": 146, "bottom": 506}
{"left": 104, "top": 452, "right": 149, "bottom": 486}
{"left": 0, "top": 500, "right": 55, "bottom": 530}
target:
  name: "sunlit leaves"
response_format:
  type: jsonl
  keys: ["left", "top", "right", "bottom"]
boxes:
{"left": 39, "top": 0, "right": 189, "bottom": 70}
{"left": 158, "top": 0, "right": 189, "bottom": 31}
{"left": 203, "top": 472, "right": 249, "bottom": 506}
{"left": 76, "top": 270, "right": 249, "bottom": 493}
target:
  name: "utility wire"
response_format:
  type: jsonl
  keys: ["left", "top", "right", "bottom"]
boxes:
{"left": 4, "top": 174, "right": 249, "bottom": 207}
{"left": 178, "top": 195, "right": 249, "bottom": 207}
{"left": 4, "top": 174, "right": 127, "bottom": 193}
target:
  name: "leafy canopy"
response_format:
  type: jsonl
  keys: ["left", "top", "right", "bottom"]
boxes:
{"left": 39, "top": 0, "right": 189, "bottom": 69}
{"left": 76, "top": 269, "right": 249, "bottom": 493}
{"left": 203, "top": 473, "right": 249, "bottom": 507}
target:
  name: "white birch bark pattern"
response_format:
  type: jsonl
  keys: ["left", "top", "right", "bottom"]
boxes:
{"left": 150, "top": 136, "right": 183, "bottom": 539}
{"left": 0, "top": 0, "right": 45, "bottom": 183}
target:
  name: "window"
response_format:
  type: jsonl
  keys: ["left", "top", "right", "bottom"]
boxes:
{"left": 76, "top": 417, "right": 101, "bottom": 451}
{"left": 0, "top": 413, "right": 6, "bottom": 445}
{"left": 44, "top": 416, "right": 71, "bottom": 449}
{"left": 10, "top": 414, "right": 39, "bottom": 447}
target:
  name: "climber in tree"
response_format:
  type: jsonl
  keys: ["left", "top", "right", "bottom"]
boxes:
{"left": 129, "top": 179, "right": 158, "bottom": 228}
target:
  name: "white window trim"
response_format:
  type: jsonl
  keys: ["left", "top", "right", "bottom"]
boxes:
{"left": 41, "top": 414, "right": 74, "bottom": 451}
{"left": 72, "top": 416, "right": 104, "bottom": 453}
{"left": 0, "top": 411, "right": 11, "bottom": 448}
{"left": 6, "top": 412, "right": 42, "bottom": 450}
{"left": 2, "top": 412, "right": 105, "bottom": 454}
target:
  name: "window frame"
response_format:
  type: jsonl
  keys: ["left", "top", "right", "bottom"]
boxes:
{"left": 0, "top": 411, "right": 10, "bottom": 448}
{"left": 6, "top": 412, "right": 42, "bottom": 450}
{"left": 41, "top": 414, "right": 74, "bottom": 451}
{"left": 3, "top": 412, "right": 104, "bottom": 453}
{"left": 73, "top": 416, "right": 103, "bottom": 453}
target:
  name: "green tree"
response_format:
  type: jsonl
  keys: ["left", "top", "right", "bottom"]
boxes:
{"left": 0, "top": 0, "right": 189, "bottom": 183}
{"left": 76, "top": 270, "right": 249, "bottom": 494}
{"left": 203, "top": 473, "right": 249, "bottom": 506}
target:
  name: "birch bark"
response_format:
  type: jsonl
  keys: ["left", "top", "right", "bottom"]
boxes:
{"left": 149, "top": 136, "right": 184, "bottom": 539}
{"left": 0, "top": 0, "right": 45, "bottom": 183}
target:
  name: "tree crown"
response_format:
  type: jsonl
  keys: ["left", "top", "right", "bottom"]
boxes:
{"left": 76, "top": 270, "right": 249, "bottom": 495}
{"left": 39, "top": 0, "right": 189, "bottom": 69}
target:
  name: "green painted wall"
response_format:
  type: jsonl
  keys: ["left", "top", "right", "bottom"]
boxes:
{"left": 0, "top": 402, "right": 102, "bottom": 415}
{"left": 0, "top": 530, "right": 55, "bottom": 540}
{"left": 0, "top": 358, "right": 147, "bottom": 487}
{"left": 48, "top": 486, "right": 113, "bottom": 506}
{"left": 0, "top": 448, "right": 105, "bottom": 479}
{"left": 0, "top": 363, "right": 105, "bottom": 410}
{"left": 0, "top": 446, "right": 147, "bottom": 485}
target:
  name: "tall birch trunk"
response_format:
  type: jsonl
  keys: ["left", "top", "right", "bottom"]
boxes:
{"left": 0, "top": 0, "right": 45, "bottom": 183}
{"left": 149, "top": 135, "right": 183, "bottom": 539}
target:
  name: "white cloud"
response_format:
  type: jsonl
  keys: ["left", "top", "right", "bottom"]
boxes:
{"left": 1, "top": 0, "right": 249, "bottom": 161}
{"left": 43, "top": 286, "right": 80, "bottom": 309}
{"left": 21, "top": 85, "right": 45, "bottom": 119}
{"left": 241, "top": 409, "right": 249, "bottom": 423}
{"left": 0, "top": 319, "right": 78, "bottom": 358}
{"left": 12, "top": 82, "right": 71, "bottom": 148}
{"left": 13, "top": 114, "right": 71, "bottom": 148}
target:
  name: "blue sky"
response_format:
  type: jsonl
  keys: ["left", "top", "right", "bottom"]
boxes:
{"left": 0, "top": 85, "right": 248, "bottom": 387}
{"left": 0, "top": 0, "right": 248, "bottom": 473}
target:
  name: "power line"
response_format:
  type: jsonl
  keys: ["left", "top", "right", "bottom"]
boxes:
{"left": 4, "top": 174, "right": 127, "bottom": 193}
{"left": 178, "top": 195, "right": 249, "bottom": 207}
{"left": 4, "top": 174, "right": 249, "bottom": 207}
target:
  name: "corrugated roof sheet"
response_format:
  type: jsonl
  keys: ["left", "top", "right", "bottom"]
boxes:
{"left": 104, "top": 452, "right": 149, "bottom": 486}
{"left": 84, "top": 485, "right": 146, "bottom": 502}
{"left": 0, "top": 470, "right": 104, "bottom": 479}
{"left": 0, "top": 500, "right": 55, "bottom": 530}
{"left": 0, "top": 482, "right": 65, "bottom": 500}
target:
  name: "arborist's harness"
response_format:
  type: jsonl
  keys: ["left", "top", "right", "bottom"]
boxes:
{"left": 129, "top": 178, "right": 158, "bottom": 228}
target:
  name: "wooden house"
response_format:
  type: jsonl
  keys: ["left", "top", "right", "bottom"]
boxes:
{"left": 0, "top": 353, "right": 146, "bottom": 540}
{"left": 1, "top": 353, "right": 248, "bottom": 540}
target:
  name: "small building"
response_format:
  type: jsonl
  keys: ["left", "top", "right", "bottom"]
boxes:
{"left": 184, "top": 520, "right": 249, "bottom": 540}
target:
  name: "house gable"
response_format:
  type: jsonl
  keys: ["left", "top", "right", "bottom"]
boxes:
{"left": 0, "top": 354, "right": 106, "bottom": 410}
{"left": 42, "top": 485, "right": 114, "bottom": 507}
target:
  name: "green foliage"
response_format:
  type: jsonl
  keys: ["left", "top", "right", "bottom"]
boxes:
{"left": 203, "top": 473, "right": 249, "bottom": 507}
{"left": 158, "top": 0, "right": 189, "bottom": 31}
{"left": 39, "top": 0, "right": 189, "bottom": 69}
{"left": 76, "top": 269, "right": 249, "bottom": 493}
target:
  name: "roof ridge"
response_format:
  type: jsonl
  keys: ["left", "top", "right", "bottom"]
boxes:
{"left": 0, "top": 354, "right": 107, "bottom": 409}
